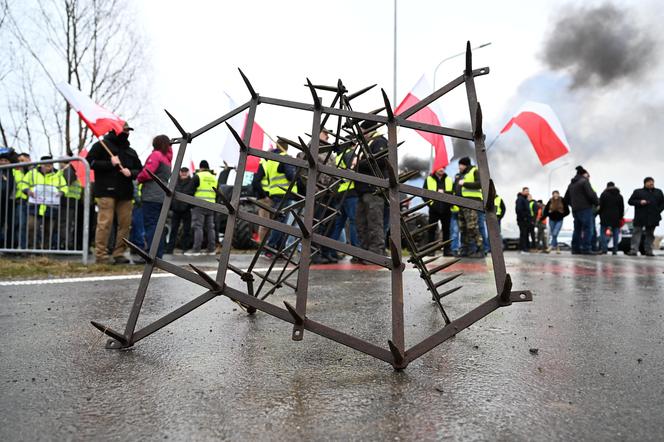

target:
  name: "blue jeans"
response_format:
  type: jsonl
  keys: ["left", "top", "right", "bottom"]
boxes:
{"left": 267, "top": 196, "right": 291, "bottom": 250}
{"left": 142, "top": 201, "right": 165, "bottom": 258}
{"left": 130, "top": 204, "right": 146, "bottom": 249}
{"left": 599, "top": 225, "right": 620, "bottom": 253}
{"left": 478, "top": 211, "right": 490, "bottom": 253}
{"left": 331, "top": 194, "right": 359, "bottom": 246}
{"left": 13, "top": 199, "right": 29, "bottom": 249}
{"left": 450, "top": 212, "right": 459, "bottom": 253}
{"left": 549, "top": 219, "right": 563, "bottom": 247}
{"left": 571, "top": 208, "right": 593, "bottom": 253}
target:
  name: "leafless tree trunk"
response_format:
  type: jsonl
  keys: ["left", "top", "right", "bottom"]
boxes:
{"left": 0, "top": 0, "right": 147, "bottom": 156}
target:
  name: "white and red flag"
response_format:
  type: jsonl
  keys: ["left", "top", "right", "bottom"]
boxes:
{"left": 55, "top": 83, "right": 125, "bottom": 137}
{"left": 220, "top": 92, "right": 269, "bottom": 173}
{"left": 500, "top": 101, "right": 570, "bottom": 165}
{"left": 395, "top": 75, "right": 453, "bottom": 171}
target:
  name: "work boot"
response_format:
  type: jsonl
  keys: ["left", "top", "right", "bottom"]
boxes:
{"left": 113, "top": 256, "right": 130, "bottom": 265}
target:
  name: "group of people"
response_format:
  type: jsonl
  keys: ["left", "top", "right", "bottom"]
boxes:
{"left": 3, "top": 123, "right": 663, "bottom": 264}
{"left": 516, "top": 165, "right": 664, "bottom": 256}
{"left": 0, "top": 149, "right": 85, "bottom": 251}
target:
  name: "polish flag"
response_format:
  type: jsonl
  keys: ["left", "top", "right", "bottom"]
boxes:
{"left": 395, "top": 75, "right": 453, "bottom": 171}
{"left": 55, "top": 83, "right": 125, "bottom": 137}
{"left": 500, "top": 101, "right": 570, "bottom": 166}
{"left": 221, "top": 92, "right": 268, "bottom": 173}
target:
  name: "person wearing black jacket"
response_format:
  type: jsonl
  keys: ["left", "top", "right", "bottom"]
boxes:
{"left": 165, "top": 167, "right": 195, "bottom": 254}
{"left": 564, "top": 165, "right": 599, "bottom": 254}
{"left": 598, "top": 182, "right": 624, "bottom": 255}
{"left": 543, "top": 190, "right": 570, "bottom": 253}
{"left": 627, "top": 177, "right": 664, "bottom": 256}
{"left": 515, "top": 187, "right": 532, "bottom": 253}
{"left": 355, "top": 121, "right": 389, "bottom": 258}
{"left": 86, "top": 125, "right": 142, "bottom": 264}
{"left": 423, "top": 167, "right": 453, "bottom": 256}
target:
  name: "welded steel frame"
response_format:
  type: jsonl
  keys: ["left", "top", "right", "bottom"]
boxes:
{"left": 92, "top": 42, "right": 531, "bottom": 369}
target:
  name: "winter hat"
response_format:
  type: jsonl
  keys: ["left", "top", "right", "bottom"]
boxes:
{"left": 575, "top": 165, "right": 587, "bottom": 175}
{"left": 199, "top": 160, "right": 210, "bottom": 169}
{"left": 607, "top": 181, "right": 615, "bottom": 187}
{"left": 458, "top": 157, "right": 471, "bottom": 167}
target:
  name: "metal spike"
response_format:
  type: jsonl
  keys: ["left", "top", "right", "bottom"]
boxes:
{"left": 90, "top": 321, "right": 128, "bottom": 344}
{"left": 438, "top": 285, "right": 463, "bottom": 299}
{"left": 388, "top": 339, "right": 405, "bottom": 366}
{"left": 145, "top": 169, "right": 172, "bottom": 196}
{"left": 500, "top": 273, "right": 513, "bottom": 304}
{"left": 212, "top": 186, "right": 235, "bottom": 214}
{"left": 381, "top": 88, "right": 394, "bottom": 121}
{"left": 385, "top": 162, "right": 398, "bottom": 188}
{"left": 164, "top": 109, "right": 189, "bottom": 139}
{"left": 238, "top": 68, "right": 257, "bottom": 99}
{"left": 284, "top": 301, "right": 304, "bottom": 325}
{"left": 305, "top": 83, "right": 339, "bottom": 93}
{"left": 434, "top": 272, "right": 463, "bottom": 289}
{"left": 297, "top": 136, "right": 316, "bottom": 167}
{"left": 347, "top": 83, "right": 377, "bottom": 101}
{"left": 123, "top": 238, "right": 152, "bottom": 263}
{"left": 290, "top": 209, "right": 310, "bottom": 238}
{"left": 474, "top": 102, "right": 483, "bottom": 140}
{"left": 409, "top": 222, "right": 438, "bottom": 237}
{"left": 225, "top": 122, "right": 248, "bottom": 151}
{"left": 189, "top": 264, "right": 223, "bottom": 292}
{"left": 389, "top": 238, "right": 402, "bottom": 268}
{"left": 337, "top": 78, "right": 347, "bottom": 94}
{"left": 306, "top": 78, "right": 321, "bottom": 109}
{"left": 465, "top": 41, "right": 472, "bottom": 75}
{"left": 427, "top": 258, "right": 461, "bottom": 275}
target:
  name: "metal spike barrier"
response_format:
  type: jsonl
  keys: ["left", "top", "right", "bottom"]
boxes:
{"left": 92, "top": 43, "right": 532, "bottom": 369}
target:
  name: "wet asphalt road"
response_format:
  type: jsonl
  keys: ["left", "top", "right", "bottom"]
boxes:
{"left": 1, "top": 252, "right": 663, "bottom": 441}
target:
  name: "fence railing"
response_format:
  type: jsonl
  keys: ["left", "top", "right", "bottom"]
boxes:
{"left": 0, "top": 157, "right": 91, "bottom": 264}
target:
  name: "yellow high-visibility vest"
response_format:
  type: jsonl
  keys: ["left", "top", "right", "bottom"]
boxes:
{"left": 461, "top": 166, "right": 482, "bottom": 200}
{"left": 24, "top": 168, "right": 68, "bottom": 216}
{"left": 336, "top": 153, "right": 354, "bottom": 193}
{"left": 56, "top": 170, "right": 82, "bottom": 200}
{"left": 264, "top": 155, "right": 289, "bottom": 197}
{"left": 194, "top": 170, "right": 217, "bottom": 203}
{"left": 13, "top": 169, "right": 28, "bottom": 200}
{"left": 425, "top": 175, "right": 452, "bottom": 206}
{"left": 495, "top": 195, "right": 503, "bottom": 217}
{"left": 259, "top": 159, "right": 269, "bottom": 194}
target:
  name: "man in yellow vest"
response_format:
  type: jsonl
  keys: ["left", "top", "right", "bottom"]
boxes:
{"left": 455, "top": 157, "right": 484, "bottom": 258}
{"left": 187, "top": 160, "right": 217, "bottom": 255}
{"left": 262, "top": 148, "right": 296, "bottom": 254}
{"left": 23, "top": 156, "right": 68, "bottom": 249}
{"left": 423, "top": 166, "right": 454, "bottom": 256}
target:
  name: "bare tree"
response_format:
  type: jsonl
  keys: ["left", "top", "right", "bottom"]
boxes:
{"left": 0, "top": 0, "right": 147, "bottom": 156}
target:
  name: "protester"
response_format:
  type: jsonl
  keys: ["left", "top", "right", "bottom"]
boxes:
{"left": 494, "top": 194, "right": 506, "bottom": 227}
{"left": 57, "top": 161, "right": 84, "bottom": 249}
{"left": 455, "top": 157, "right": 484, "bottom": 258}
{"left": 165, "top": 167, "right": 194, "bottom": 254}
{"left": 136, "top": 135, "right": 172, "bottom": 259}
{"left": 187, "top": 160, "right": 217, "bottom": 255}
{"left": 87, "top": 123, "right": 142, "bottom": 264}
{"left": 129, "top": 181, "right": 146, "bottom": 254}
{"left": 23, "top": 156, "right": 68, "bottom": 249}
{"left": 564, "top": 166, "right": 599, "bottom": 255}
{"left": 0, "top": 148, "right": 19, "bottom": 248}
{"left": 423, "top": 166, "right": 453, "bottom": 256}
{"left": 515, "top": 187, "right": 532, "bottom": 254}
{"left": 527, "top": 194, "right": 537, "bottom": 249}
{"left": 251, "top": 158, "right": 272, "bottom": 242}
{"left": 330, "top": 143, "right": 359, "bottom": 253}
{"left": 626, "top": 177, "right": 664, "bottom": 256}
{"left": 535, "top": 199, "right": 548, "bottom": 253}
{"left": 12, "top": 152, "right": 31, "bottom": 249}
{"left": 355, "top": 121, "right": 389, "bottom": 260}
{"left": 598, "top": 181, "right": 624, "bottom": 255}
{"left": 543, "top": 190, "right": 569, "bottom": 254}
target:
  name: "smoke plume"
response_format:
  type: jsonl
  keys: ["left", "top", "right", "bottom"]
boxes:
{"left": 543, "top": 3, "right": 656, "bottom": 87}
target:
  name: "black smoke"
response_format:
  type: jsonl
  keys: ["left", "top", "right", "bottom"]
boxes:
{"left": 543, "top": 3, "right": 656, "bottom": 87}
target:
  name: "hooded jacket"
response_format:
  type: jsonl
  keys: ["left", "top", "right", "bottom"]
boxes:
{"left": 628, "top": 186, "right": 664, "bottom": 227}
{"left": 598, "top": 186, "right": 624, "bottom": 228}
{"left": 87, "top": 131, "right": 142, "bottom": 200}
{"left": 564, "top": 174, "right": 599, "bottom": 212}
{"left": 515, "top": 193, "right": 531, "bottom": 223}
{"left": 137, "top": 147, "right": 173, "bottom": 203}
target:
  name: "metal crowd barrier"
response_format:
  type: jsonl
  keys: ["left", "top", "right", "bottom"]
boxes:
{"left": 0, "top": 157, "right": 91, "bottom": 264}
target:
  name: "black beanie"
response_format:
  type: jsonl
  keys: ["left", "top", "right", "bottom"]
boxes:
{"left": 458, "top": 157, "right": 471, "bottom": 167}
{"left": 199, "top": 160, "right": 210, "bottom": 169}
{"left": 575, "top": 165, "right": 587, "bottom": 175}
